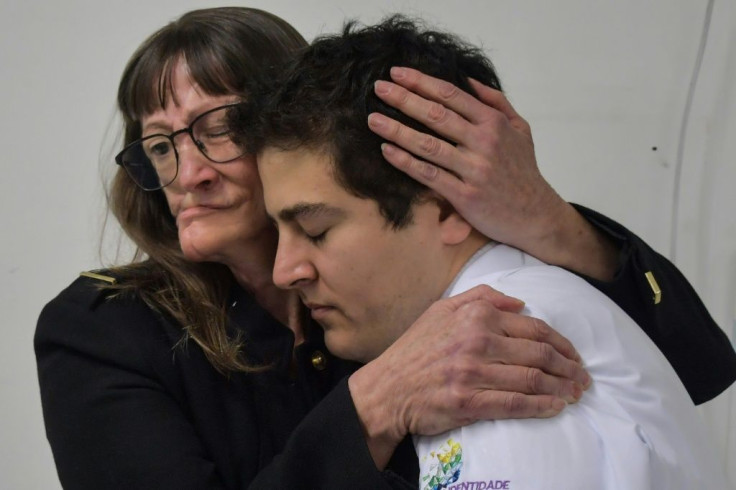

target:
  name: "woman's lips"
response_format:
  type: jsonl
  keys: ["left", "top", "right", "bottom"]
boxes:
{"left": 177, "top": 205, "right": 223, "bottom": 226}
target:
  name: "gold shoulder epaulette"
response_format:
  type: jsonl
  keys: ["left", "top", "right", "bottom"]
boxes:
{"left": 79, "top": 271, "right": 117, "bottom": 285}
{"left": 644, "top": 271, "right": 661, "bottom": 305}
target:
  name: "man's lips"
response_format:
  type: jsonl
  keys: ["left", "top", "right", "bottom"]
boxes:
{"left": 303, "top": 302, "right": 336, "bottom": 321}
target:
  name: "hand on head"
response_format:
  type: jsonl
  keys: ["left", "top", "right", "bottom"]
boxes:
{"left": 369, "top": 68, "right": 619, "bottom": 280}
{"left": 368, "top": 66, "right": 557, "bottom": 246}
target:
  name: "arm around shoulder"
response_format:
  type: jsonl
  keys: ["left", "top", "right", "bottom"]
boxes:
{"left": 571, "top": 204, "right": 736, "bottom": 404}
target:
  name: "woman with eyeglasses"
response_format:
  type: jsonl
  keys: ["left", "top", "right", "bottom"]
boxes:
{"left": 35, "top": 7, "right": 735, "bottom": 489}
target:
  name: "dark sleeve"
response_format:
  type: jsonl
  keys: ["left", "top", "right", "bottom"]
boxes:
{"left": 571, "top": 204, "right": 736, "bottom": 404}
{"left": 35, "top": 278, "right": 413, "bottom": 490}
{"left": 35, "top": 280, "right": 225, "bottom": 490}
{"left": 248, "top": 378, "right": 414, "bottom": 490}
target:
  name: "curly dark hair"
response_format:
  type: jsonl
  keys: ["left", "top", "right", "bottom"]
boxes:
{"left": 233, "top": 15, "right": 502, "bottom": 228}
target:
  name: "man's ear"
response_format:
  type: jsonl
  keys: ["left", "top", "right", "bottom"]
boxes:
{"left": 433, "top": 196, "right": 474, "bottom": 246}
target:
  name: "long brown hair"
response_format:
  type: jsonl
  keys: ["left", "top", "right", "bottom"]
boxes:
{"left": 108, "top": 7, "right": 307, "bottom": 373}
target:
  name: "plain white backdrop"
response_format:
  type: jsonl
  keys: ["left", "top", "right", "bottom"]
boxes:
{"left": 1, "top": 1, "right": 734, "bottom": 488}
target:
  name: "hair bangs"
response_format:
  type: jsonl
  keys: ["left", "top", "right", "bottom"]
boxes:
{"left": 119, "top": 41, "right": 237, "bottom": 131}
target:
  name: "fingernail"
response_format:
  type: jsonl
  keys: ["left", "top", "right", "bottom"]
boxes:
{"left": 570, "top": 382, "right": 584, "bottom": 401}
{"left": 581, "top": 372, "right": 592, "bottom": 389}
{"left": 543, "top": 398, "right": 567, "bottom": 417}
{"left": 367, "top": 113, "right": 386, "bottom": 129}
{"left": 510, "top": 297, "right": 525, "bottom": 308}
{"left": 561, "top": 383, "right": 583, "bottom": 404}
{"left": 390, "top": 66, "right": 407, "bottom": 79}
{"left": 553, "top": 398, "right": 567, "bottom": 411}
{"left": 381, "top": 143, "right": 396, "bottom": 155}
{"left": 374, "top": 80, "right": 391, "bottom": 95}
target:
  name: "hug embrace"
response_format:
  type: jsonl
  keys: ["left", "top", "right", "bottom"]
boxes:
{"left": 36, "top": 7, "right": 735, "bottom": 489}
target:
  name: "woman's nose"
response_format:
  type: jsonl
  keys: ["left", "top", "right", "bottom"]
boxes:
{"left": 174, "top": 137, "right": 219, "bottom": 191}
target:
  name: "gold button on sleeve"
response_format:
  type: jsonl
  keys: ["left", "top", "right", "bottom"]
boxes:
{"left": 311, "top": 351, "right": 327, "bottom": 371}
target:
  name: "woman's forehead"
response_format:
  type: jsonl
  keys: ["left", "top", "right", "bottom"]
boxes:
{"left": 139, "top": 64, "right": 236, "bottom": 122}
{"left": 132, "top": 57, "right": 233, "bottom": 121}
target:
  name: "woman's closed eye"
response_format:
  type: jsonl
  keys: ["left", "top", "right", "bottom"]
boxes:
{"left": 201, "top": 125, "right": 231, "bottom": 141}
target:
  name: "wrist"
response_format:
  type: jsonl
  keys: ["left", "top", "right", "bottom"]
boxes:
{"left": 348, "top": 360, "right": 406, "bottom": 469}
{"left": 525, "top": 201, "right": 619, "bottom": 281}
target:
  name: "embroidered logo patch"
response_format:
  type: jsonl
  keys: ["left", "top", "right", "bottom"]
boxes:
{"left": 421, "top": 438, "right": 463, "bottom": 490}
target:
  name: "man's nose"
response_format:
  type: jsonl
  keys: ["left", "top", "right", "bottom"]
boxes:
{"left": 272, "top": 235, "right": 317, "bottom": 289}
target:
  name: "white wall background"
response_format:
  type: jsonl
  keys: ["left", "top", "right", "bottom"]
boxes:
{"left": 1, "top": 1, "right": 734, "bottom": 488}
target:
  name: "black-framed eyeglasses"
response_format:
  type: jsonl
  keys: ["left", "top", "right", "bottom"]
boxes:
{"left": 115, "top": 102, "right": 247, "bottom": 191}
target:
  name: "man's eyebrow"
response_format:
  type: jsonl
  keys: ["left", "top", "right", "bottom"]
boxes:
{"left": 278, "top": 202, "right": 345, "bottom": 222}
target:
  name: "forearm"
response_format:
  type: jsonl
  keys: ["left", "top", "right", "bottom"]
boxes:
{"left": 510, "top": 200, "right": 620, "bottom": 282}
{"left": 348, "top": 358, "right": 408, "bottom": 470}
{"left": 570, "top": 204, "right": 736, "bottom": 403}
{"left": 252, "top": 377, "right": 413, "bottom": 489}
{"left": 504, "top": 201, "right": 736, "bottom": 404}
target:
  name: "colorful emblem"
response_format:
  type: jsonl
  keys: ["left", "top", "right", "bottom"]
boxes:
{"left": 421, "top": 438, "right": 463, "bottom": 490}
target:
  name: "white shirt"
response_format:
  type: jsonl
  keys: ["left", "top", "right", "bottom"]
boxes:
{"left": 414, "top": 244, "right": 729, "bottom": 490}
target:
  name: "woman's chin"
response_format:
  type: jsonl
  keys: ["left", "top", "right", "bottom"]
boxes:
{"left": 178, "top": 227, "right": 223, "bottom": 263}
{"left": 176, "top": 215, "right": 273, "bottom": 264}
{"left": 179, "top": 241, "right": 217, "bottom": 263}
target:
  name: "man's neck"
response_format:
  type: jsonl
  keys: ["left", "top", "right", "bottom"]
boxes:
{"left": 442, "top": 232, "right": 494, "bottom": 297}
